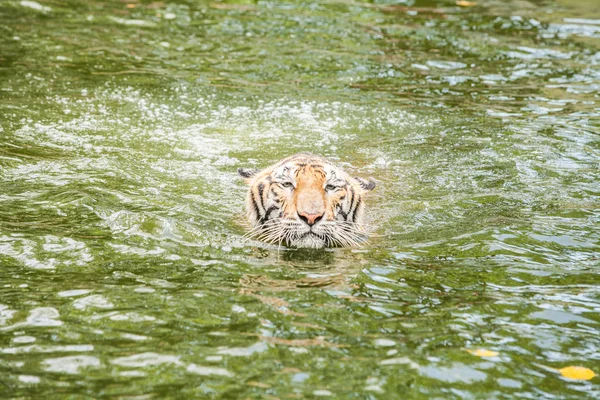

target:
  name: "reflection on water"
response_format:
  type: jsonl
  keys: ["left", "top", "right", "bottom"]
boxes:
{"left": 0, "top": 0, "right": 599, "bottom": 398}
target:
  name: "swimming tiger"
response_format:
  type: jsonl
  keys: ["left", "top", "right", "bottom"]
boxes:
{"left": 238, "top": 153, "right": 375, "bottom": 248}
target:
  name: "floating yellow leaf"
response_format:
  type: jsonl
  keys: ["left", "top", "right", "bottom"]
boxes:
{"left": 467, "top": 348, "right": 499, "bottom": 357}
{"left": 559, "top": 366, "right": 596, "bottom": 380}
{"left": 456, "top": 1, "right": 477, "bottom": 6}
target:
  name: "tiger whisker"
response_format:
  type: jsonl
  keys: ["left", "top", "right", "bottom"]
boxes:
{"left": 260, "top": 228, "right": 285, "bottom": 244}
{"left": 334, "top": 225, "right": 365, "bottom": 248}
{"left": 242, "top": 225, "right": 280, "bottom": 243}
{"left": 241, "top": 222, "right": 278, "bottom": 240}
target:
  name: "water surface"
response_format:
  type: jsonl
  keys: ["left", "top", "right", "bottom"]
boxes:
{"left": 1, "top": 0, "right": 599, "bottom": 398}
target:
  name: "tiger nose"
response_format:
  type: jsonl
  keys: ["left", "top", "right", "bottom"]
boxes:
{"left": 298, "top": 211, "right": 323, "bottom": 226}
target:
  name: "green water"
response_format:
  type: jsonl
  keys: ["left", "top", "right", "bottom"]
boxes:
{"left": 1, "top": 0, "right": 599, "bottom": 398}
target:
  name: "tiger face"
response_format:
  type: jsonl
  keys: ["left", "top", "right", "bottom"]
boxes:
{"left": 238, "top": 153, "right": 375, "bottom": 249}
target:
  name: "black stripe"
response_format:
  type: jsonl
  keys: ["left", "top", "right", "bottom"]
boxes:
{"left": 250, "top": 195, "right": 261, "bottom": 220}
{"left": 260, "top": 206, "right": 279, "bottom": 224}
{"left": 257, "top": 183, "right": 266, "bottom": 212}
{"left": 350, "top": 196, "right": 362, "bottom": 222}
{"left": 270, "top": 187, "right": 281, "bottom": 203}
{"left": 337, "top": 205, "right": 348, "bottom": 220}
{"left": 252, "top": 188, "right": 265, "bottom": 216}
{"left": 347, "top": 186, "right": 357, "bottom": 221}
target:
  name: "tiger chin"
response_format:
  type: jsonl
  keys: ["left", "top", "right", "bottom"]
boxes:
{"left": 238, "top": 153, "right": 375, "bottom": 249}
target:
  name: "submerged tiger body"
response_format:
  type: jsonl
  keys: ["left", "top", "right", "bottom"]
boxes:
{"left": 238, "top": 153, "right": 375, "bottom": 248}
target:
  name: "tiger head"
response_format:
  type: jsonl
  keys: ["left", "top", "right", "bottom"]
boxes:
{"left": 238, "top": 153, "right": 375, "bottom": 249}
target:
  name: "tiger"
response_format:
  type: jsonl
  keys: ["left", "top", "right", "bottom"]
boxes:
{"left": 238, "top": 153, "right": 376, "bottom": 249}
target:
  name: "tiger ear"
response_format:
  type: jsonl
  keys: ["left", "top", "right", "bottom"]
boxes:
{"left": 355, "top": 177, "right": 376, "bottom": 191}
{"left": 238, "top": 168, "right": 258, "bottom": 180}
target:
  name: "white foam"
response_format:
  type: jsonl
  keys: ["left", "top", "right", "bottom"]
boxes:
{"left": 73, "top": 295, "right": 114, "bottom": 311}
{"left": 111, "top": 352, "right": 181, "bottom": 367}
{"left": 186, "top": 364, "right": 234, "bottom": 377}
{"left": 20, "top": 1, "right": 51, "bottom": 12}
{"left": 42, "top": 355, "right": 100, "bottom": 374}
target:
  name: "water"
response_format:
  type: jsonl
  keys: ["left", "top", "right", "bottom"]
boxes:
{"left": 1, "top": 0, "right": 599, "bottom": 398}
